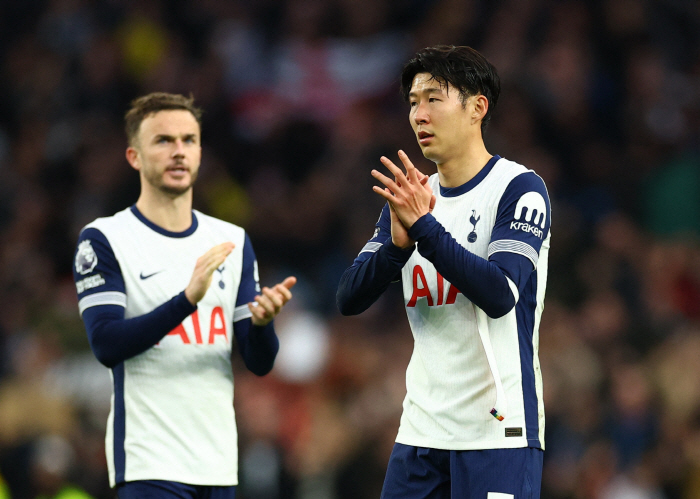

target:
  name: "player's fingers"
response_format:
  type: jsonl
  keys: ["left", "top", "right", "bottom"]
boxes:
{"left": 253, "top": 292, "right": 276, "bottom": 316}
{"left": 262, "top": 287, "right": 284, "bottom": 309}
{"left": 398, "top": 150, "right": 418, "bottom": 183}
{"left": 429, "top": 194, "right": 437, "bottom": 212}
{"left": 281, "top": 276, "right": 297, "bottom": 290}
{"left": 379, "top": 156, "right": 407, "bottom": 184}
{"left": 371, "top": 169, "right": 400, "bottom": 192}
{"left": 273, "top": 283, "right": 293, "bottom": 303}
{"left": 197, "top": 243, "right": 234, "bottom": 270}
{"left": 372, "top": 185, "right": 395, "bottom": 203}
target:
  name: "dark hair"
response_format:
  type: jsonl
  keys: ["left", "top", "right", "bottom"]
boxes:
{"left": 125, "top": 92, "right": 203, "bottom": 146}
{"left": 400, "top": 45, "right": 500, "bottom": 133}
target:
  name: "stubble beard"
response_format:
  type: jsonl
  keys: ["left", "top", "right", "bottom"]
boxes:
{"left": 143, "top": 166, "right": 199, "bottom": 197}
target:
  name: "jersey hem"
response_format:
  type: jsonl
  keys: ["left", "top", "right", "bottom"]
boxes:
{"left": 395, "top": 434, "right": 539, "bottom": 451}
{"left": 115, "top": 472, "right": 238, "bottom": 488}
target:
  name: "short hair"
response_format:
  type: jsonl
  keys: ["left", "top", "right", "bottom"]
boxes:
{"left": 124, "top": 92, "right": 203, "bottom": 146}
{"left": 400, "top": 45, "right": 500, "bottom": 133}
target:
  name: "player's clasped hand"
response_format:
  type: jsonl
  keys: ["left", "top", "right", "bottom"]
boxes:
{"left": 249, "top": 276, "right": 297, "bottom": 326}
{"left": 185, "top": 242, "right": 235, "bottom": 305}
{"left": 372, "top": 150, "right": 436, "bottom": 234}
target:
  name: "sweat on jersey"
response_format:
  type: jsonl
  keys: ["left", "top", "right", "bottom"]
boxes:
{"left": 72, "top": 206, "right": 277, "bottom": 487}
{"left": 337, "top": 155, "right": 551, "bottom": 451}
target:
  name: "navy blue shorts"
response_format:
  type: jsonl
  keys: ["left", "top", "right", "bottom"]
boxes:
{"left": 116, "top": 480, "right": 236, "bottom": 499}
{"left": 381, "top": 444, "right": 543, "bottom": 499}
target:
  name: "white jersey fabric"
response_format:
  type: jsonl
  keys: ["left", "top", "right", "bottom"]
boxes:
{"left": 396, "top": 157, "right": 550, "bottom": 451}
{"left": 76, "top": 207, "right": 254, "bottom": 486}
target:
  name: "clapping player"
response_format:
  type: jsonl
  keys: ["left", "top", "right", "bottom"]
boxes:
{"left": 73, "top": 92, "right": 295, "bottom": 498}
{"left": 338, "top": 45, "right": 551, "bottom": 498}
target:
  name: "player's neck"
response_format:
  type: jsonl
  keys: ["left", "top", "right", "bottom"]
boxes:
{"left": 135, "top": 189, "right": 193, "bottom": 232}
{"left": 436, "top": 142, "right": 492, "bottom": 188}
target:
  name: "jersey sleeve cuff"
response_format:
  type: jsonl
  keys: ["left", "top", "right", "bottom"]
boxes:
{"left": 383, "top": 239, "right": 415, "bottom": 265}
{"left": 407, "top": 213, "right": 438, "bottom": 242}
{"left": 173, "top": 290, "right": 198, "bottom": 316}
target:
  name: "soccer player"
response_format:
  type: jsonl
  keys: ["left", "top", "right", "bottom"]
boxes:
{"left": 337, "top": 45, "right": 551, "bottom": 498}
{"left": 72, "top": 92, "right": 296, "bottom": 498}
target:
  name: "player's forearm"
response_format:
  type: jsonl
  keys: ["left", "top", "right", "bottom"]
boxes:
{"left": 82, "top": 291, "right": 197, "bottom": 368}
{"left": 234, "top": 319, "right": 278, "bottom": 376}
{"left": 408, "top": 214, "right": 515, "bottom": 318}
{"left": 336, "top": 241, "right": 412, "bottom": 315}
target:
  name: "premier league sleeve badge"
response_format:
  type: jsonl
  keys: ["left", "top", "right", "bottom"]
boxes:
{"left": 75, "top": 239, "right": 99, "bottom": 275}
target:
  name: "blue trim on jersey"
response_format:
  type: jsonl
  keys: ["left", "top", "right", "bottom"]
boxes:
{"left": 113, "top": 362, "right": 126, "bottom": 483}
{"left": 235, "top": 234, "right": 259, "bottom": 307}
{"left": 439, "top": 155, "right": 501, "bottom": 197}
{"left": 516, "top": 268, "right": 541, "bottom": 448}
{"left": 130, "top": 205, "right": 198, "bottom": 238}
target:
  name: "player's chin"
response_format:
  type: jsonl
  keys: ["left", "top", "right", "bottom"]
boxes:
{"left": 420, "top": 146, "right": 441, "bottom": 162}
{"left": 160, "top": 181, "right": 194, "bottom": 196}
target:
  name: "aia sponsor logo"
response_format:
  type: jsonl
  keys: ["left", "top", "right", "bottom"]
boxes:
{"left": 164, "top": 307, "right": 228, "bottom": 345}
{"left": 407, "top": 265, "right": 460, "bottom": 308}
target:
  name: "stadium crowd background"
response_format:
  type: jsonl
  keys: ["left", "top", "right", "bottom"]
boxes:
{"left": 0, "top": 0, "right": 699, "bottom": 497}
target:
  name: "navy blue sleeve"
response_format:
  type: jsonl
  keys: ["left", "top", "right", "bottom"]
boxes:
{"left": 81, "top": 293, "right": 197, "bottom": 368}
{"left": 406, "top": 171, "right": 551, "bottom": 318}
{"left": 232, "top": 234, "right": 278, "bottom": 376}
{"left": 488, "top": 171, "right": 551, "bottom": 291}
{"left": 336, "top": 203, "right": 415, "bottom": 315}
{"left": 73, "top": 228, "right": 196, "bottom": 368}
{"left": 407, "top": 215, "right": 515, "bottom": 318}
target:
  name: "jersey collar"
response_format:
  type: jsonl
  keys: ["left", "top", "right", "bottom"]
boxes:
{"left": 439, "top": 155, "right": 501, "bottom": 197}
{"left": 130, "top": 205, "right": 198, "bottom": 238}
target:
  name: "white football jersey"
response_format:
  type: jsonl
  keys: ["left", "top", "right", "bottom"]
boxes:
{"left": 75, "top": 207, "right": 256, "bottom": 486}
{"left": 396, "top": 157, "right": 550, "bottom": 451}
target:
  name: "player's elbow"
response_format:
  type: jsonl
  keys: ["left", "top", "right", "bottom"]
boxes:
{"left": 481, "top": 295, "right": 516, "bottom": 319}
{"left": 246, "top": 357, "right": 276, "bottom": 376}
{"left": 484, "top": 304, "right": 513, "bottom": 319}
{"left": 336, "top": 282, "right": 367, "bottom": 316}
{"left": 91, "top": 344, "right": 120, "bottom": 368}
{"left": 336, "top": 294, "right": 358, "bottom": 316}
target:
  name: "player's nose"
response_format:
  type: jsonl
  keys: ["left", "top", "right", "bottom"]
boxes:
{"left": 413, "top": 102, "right": 429, "bottom": 124}
{"left": 172, "top": 139, "right": 186, "bottom": 157}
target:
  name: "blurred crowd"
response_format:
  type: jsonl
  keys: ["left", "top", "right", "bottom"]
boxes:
{"left": 0, "top": 0, "right": 699, "bottom": 497}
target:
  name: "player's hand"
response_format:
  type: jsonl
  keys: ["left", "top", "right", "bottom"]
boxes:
{"left": 185, "top": 242, "right": 235, "bottom": 305}
{"left": 388, "top": 161, "right": 436, "bottom": 249}
{"left": 389, "top": 203, "right": 413, "bottom": 249}
{"left": 372, "top": 150, "right": 436, "bottom": 229}
{"left": 249, "top": 276, "right": 297, "bottom": 326}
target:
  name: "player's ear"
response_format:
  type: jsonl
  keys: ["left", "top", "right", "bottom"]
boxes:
{"left": 472, "top": 95, "right": 489, "bottom": 124}
{"left": 126, "top": 146, "right": 140, "bottom": 171}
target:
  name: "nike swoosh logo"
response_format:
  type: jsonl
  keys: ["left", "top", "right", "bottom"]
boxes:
{"left": 140, "top": 270, "right": 164, "bottom": 280}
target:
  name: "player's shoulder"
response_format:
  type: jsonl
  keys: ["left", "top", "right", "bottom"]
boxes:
{"left": 494, "top": 157, "right": 548, "bottom": 196}
{"left": 193, "top": 210, "right": 247, "bottom": 238}
{"left": 82, "top": 207, "right": 134, "bottom": 235}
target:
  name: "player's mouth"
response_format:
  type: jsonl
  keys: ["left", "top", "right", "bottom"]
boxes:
{"left": 417, "top": 131, "right": 434, "bottom": 145}
{"left": 166, "top": 165, "right": 189, "bottom": 177}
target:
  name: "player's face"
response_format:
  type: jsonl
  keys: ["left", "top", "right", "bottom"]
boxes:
{"left": 408, "top": 72, "right": 474, "bottom": 164}
{"left": 131, "top": 110, "right": 202, "bottom": 196}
